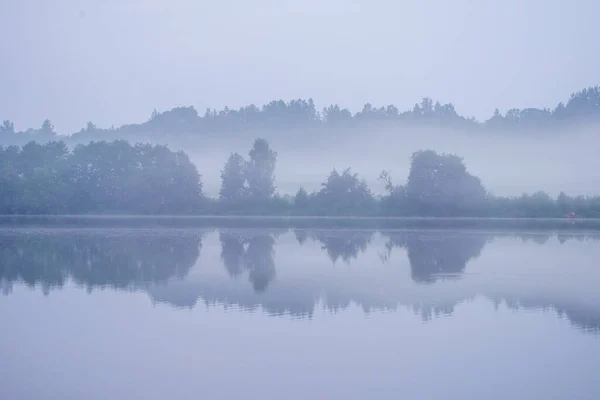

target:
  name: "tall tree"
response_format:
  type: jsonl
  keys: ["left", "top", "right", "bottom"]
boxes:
{"left": 220, "top": 152, "right": 247, "bottom": 201}
{"left": 245, "top": 138, "right": 276, "bottom": 200}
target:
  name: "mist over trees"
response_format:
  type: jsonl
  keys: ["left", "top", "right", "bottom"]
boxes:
{"left": 2, "top": 86, "right": 600, "bottom": 144}
{"left": 217, "top": 139, "right": 284, "bottom": 214}
{"left": 2, "top": 136, "right": 600, "bottom": 217}
{"left": 0, "top": 141, "right": 202, "bottom": 214}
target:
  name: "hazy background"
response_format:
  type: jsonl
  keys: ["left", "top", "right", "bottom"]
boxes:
{"left": 2, "top": 0, "right": 600, "bottom": 197}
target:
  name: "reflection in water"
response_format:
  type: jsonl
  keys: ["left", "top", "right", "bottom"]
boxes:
{"left": 0, "top": 231, "right": 203, "bottom": 294}
{"left": 381, "top": 231, "right": 487, "bottom": 283}
{"left": 1, "top": 227, "right": 600, "bottom": 333}
{"left": 220, "top": 231, "right": 276, "bottom": 292}
{"left": 494, "top": 295, "right": 600, "bottom": 334}
{"left": 304, "top": 230, "right": 374, "bottom": 264}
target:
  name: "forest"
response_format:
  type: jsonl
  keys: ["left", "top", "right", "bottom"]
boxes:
{"left": 1, "top": 138, "right": 599, "bottom": 217}
{"left": 2, "top": 86, "right": 600, "bottom": 145}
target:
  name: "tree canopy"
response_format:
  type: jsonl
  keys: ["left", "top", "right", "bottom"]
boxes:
{"left": 2, "top": 138, "right": 600, "bottom": 217}
{"left": 0, "top": 140, "right": 203, "bottom": 214}
{"left": 3, "top": 85, "right": 600, "bottom": 145}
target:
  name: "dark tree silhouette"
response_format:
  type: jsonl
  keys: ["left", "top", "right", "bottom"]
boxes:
{"left": 0, "top": 140, "right": 203, "bottom": 214}
{"left": 3, "top": 85, "right": 600, "bottom": 146}
{"left": 245, "top": 138, "right": 277, "bottom": 200}
{"left": 220, "top": 153, "right": 247, "bottom": 202}
{"left": 405, "top": 150, "right": 487, "bottom": 216}
{"left": 2, "top": 137, "right": 600, "bottom": 217}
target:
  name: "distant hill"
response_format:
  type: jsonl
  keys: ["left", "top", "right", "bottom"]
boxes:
{"left": 2, "top": 86, "right": 600, "bottom": 146}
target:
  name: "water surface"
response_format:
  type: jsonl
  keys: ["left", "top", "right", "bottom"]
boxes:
{"left": 1, "top": 227, "right": 599, "bottom": 399}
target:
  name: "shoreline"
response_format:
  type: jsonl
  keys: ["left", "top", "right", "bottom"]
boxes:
{"left": 1, "top": 215, "right": 598, "bottom": 231}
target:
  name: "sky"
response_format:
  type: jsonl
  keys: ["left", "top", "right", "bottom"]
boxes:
{"left": 1, "top": 0, "right": 599, "bottom": 134}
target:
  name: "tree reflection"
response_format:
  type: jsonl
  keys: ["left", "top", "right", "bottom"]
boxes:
{"left": 518, "top": 233, "right": 552, "bottom": 245}
{"left": 219, "top": 231, "right": 276, "bottom": 292}
{"left": 2, "top": 228, "right": 600, "bottom": 334}
{"left": 220, "top": 233, "right": 246, "bottom": 277}
{"left": 306, "top": 230, "right": 373, "bottom": 264}
{"left": 382, "top": 231, "right": 487, "bottom": 283}
{"left": 294, "top": 229, "right": 308, "bottom": 246}
{"left": 0, "top": 231, "right": 202, "bottom": 293}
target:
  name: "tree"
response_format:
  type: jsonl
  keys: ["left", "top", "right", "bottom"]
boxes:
{"left": 294, "top": 187, "right": 310, "bottom": 210}
{"left": 40, "top": 119, "right": 54, "bottom": 135}
{"left": 0, "top": 140, "right": 203, "bottom": 215}
{"left": 86, "top": 121, "right": 97, "bottom": 132}
{"left": 515, "top": 191, "right": 557, "bottom": 217}
{"left": 379, "top": 170, "right": 407, "bottom": 215}
{"left": 405, "top": 150, "right": 487, "bottom": 216}
{"left": 564, "top": 86, "right": 600, "bottom": 120}
{"left": 245, "top": 138, "right": 276, "bottom": 200}
{"left": 557, "top": 191, "right": 572, "bottom": 215}
{"left": 322, "top": 105, "right": 352, "bottom": 124}
{"left": 315, "top": 168, "right": 374, "bottom": 215}
{"left": 220, "top": 153, "right": 247, "bottom": 201}
{"left": 1, "top": 120, "right": 15, "bottom": 135}
{"left": 4, "top": 84, "right": 600, "bottom": 146}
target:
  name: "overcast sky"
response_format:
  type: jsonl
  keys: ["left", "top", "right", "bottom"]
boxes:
{"left": 1, "top": 0, "right": 599, "bottom": 133}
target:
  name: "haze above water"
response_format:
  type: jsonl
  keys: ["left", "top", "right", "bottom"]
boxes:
{"left": 1, "top": 225, "right": 599, "bottom": 400}
{"left": 3, "top": 1, "right": 600, "bottom": 198}
{"left": 186, "top": 127, "right": 600, "bottom": 198}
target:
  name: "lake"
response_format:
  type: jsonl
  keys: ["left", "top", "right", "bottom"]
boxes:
{"left": 1, "top": 224, "right": 600, "bottom": 399}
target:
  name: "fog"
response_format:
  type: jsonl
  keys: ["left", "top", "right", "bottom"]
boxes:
{"left": 2, "top": 0, "right": 600, "bottom": 133}
{"left": 2, "top": 0, "right": 600, "bottom": 199}
{"left": 184, "top": 126, "right": 600, "bottom": 198}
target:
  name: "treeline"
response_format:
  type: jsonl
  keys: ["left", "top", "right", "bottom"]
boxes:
{"left": 1, "top": 138, "right": 600, "bottom": 217}
{"left": 2, "top": 86, "right": 600, "bottom": 145}
{"left": 0, "top": 141, "right": 202, "bottom": 214}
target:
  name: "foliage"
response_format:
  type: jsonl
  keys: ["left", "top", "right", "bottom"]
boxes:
{"left": 3, "top": 85, "right": 600, "bottom": 143}
{"left": 246, "top": 138, "right": 277, "bottom": 200}
{"left": 405, "top": 150, "right": 487, "bottom": 216}
{"left": 2, "top": 138, "right": 600, "bottom": 217}
{"left": 219, "top": 153, "right": 247, "bottom": 202}
{"left": 314, "top": 168, "right": 375, "bottom": 215}
{"left": 0, "top": 140, "right": 203, "bottom": 214}
{"left": 217, "top": 138, "right": 280, "bottom": 214}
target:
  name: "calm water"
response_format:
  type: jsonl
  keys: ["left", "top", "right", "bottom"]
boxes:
{"left": 1, "top": 227, "right": 600, "bottom": 400}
